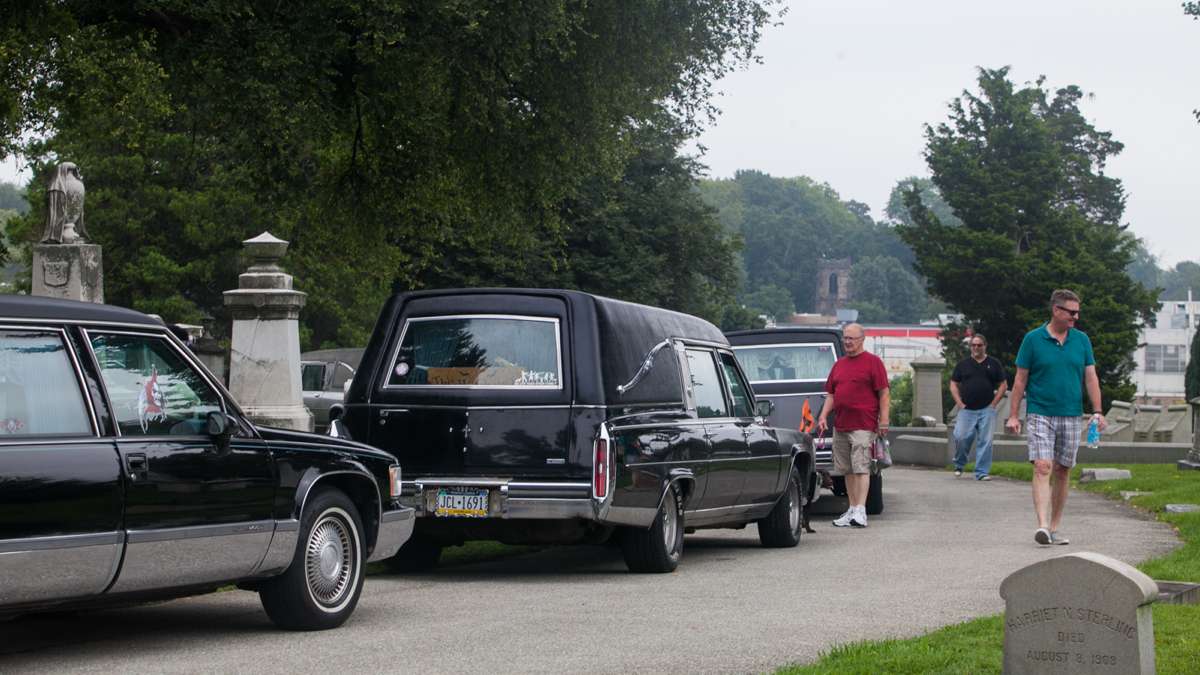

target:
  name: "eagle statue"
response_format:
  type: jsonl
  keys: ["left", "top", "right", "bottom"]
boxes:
{"left": 41, "top": 162, "right": 88, "bottom": 244}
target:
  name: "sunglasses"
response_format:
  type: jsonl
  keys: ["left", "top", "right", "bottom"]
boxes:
{"left": 1055, "top": 305, "right": 1080, "bottom": 317}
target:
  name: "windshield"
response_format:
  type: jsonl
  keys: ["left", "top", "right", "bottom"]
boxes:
{"left": 731, "top": 343, "right": 837, "bottom": 383}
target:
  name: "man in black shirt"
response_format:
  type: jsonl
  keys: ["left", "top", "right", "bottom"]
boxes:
{"left": 950, "top": 334, "right": 1008, "bottom": 480}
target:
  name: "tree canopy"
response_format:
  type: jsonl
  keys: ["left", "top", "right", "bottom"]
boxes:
{"left": 1, "top": 1, "right": 778, "bottom": 346}
{"left": 897, "top": 67, "right": 1158, "bottom": 404}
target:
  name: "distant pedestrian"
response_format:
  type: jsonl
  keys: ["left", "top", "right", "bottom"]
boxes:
{"left": 817, "top": 323, "right": 889, "bottom": 529}
{"left": 1005, "top": 289, "right": 1107, "bottom": 546}
{"left": 950, "top": 334, "right": 1008, "bottom": 480}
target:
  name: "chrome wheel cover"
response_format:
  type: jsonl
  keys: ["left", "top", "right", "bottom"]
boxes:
{"left": 787, "top": 480, "right": 801, "bottom": 533}
{"left": 305, "top": 512, "right": 355, "bottom": 608}
{"left": 661, "top": 495, "right": 679, "bottom": 552}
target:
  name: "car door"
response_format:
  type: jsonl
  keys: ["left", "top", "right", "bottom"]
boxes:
{"left": 718, "top": 351, "right": 785, "bottom": 508}
{"left": 301, "top": 361, "right": 333, "bottom": 430}
{"left": 0, "top": 326, "right": 123, "bottom": 606}
{"left": 683, "top": 347, "right": 746, "bottom": 512}
{"left": 85, "top": 329, "right": 275, "bottom": 593}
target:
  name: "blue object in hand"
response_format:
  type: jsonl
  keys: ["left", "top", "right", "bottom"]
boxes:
{"left": 1085, "top": 415, "right": 1100, "bottom": 448}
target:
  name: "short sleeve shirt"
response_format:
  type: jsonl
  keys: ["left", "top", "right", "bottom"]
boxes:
{"left": 824, "top": 351, "right": 889, "bottom": 431}
{"left": 951, "top": 356, "right": 1007, "bottom": 410}
{"left": 1014, "top": 325, "right": 1095, "bottom": 417}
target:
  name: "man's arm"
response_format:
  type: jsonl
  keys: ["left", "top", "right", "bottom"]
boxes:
{"left": 1084, "top": 364, "right": 1107, "bottom": 431}
{"left": 949, "top": 380, "right": 964, "bottom": 410}
{"left": 816, "top": 392, "right": 833, "bottom": 435}
{"left": 877, "top": 386, "right": 890, "bottom": 436}
{"left": 990, "top": 380, "right": 1008, "bottom": 409}
{"left": 1005, "top": 367, "right": 1028, "bottom": 434}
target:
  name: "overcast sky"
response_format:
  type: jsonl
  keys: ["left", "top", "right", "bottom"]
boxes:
{"left": 4, "top": 1, "right": 1197, "bottom": 266}
{"left": 693, "top": 0, "right": 1200, "bottom": 267}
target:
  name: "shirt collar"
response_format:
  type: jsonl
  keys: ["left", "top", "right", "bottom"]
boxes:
{"left": 1041, "top": 323, "right": 1072, "bottom": 343}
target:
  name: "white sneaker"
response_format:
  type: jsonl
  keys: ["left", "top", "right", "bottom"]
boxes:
{"left": 850, "top": 508, "right": 868, "bottom": 528}
{"left": 832, "top": 509, "right": 854, "bottom": 527}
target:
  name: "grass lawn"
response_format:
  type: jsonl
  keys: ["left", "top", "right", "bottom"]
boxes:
{"left": 781, "top": 462, "right": 1200, "bottom": 674}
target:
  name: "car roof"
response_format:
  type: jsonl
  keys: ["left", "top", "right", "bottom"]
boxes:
{"left": 726, "top": 326, "right": 843, "bottom": 343}
{"left": 0, "top": 295, "right": 163, "bottom": 327}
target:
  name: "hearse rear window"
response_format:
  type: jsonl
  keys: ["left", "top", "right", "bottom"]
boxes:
{"left": 388, "top": 315, "right": 562, "bottom": 389}
{"left": 732, "top": 343, "right": 837, "bottom": 383}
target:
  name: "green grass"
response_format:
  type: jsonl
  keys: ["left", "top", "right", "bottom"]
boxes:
{"left": 781, "top": 463, "right": 1200, "bottom": 674}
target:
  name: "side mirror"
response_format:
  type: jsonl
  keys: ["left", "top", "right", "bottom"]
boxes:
{"left": 206, "top": 411, "right": 235, "bottom": 454}
{"left": 756, "top": 399, "right": 775, "bottom": 418}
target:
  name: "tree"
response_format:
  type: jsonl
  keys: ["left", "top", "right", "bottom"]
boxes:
{"left": 1126, "top": 239, "right": 1162, "bottom": 293}
{"left": 1160, "top": 261, "right": 1200, "bottom": 301}
{"left": 1189, "top": 3, "right": 1200, "bottom": 123}
{"left": 1, "top": 1, "right": 780, "bottom": 346}
{"left": 742, "top": 284, "right": 795, "bottom": 323}
{"left": 885, "top": 177, "right": 961, "bottom": 229}
{"left": 848, "top": 256, "right": 925, "bottom": 323}
{"left": 898, "top": 67, "right": 1158, "bottom": 404}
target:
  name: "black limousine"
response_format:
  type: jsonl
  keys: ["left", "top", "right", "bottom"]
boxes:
{"left": 333, "top": 288, "right": 815, "bottom": 572}
{"left": 0, "top": 296, "right": 414, "bottom": 629}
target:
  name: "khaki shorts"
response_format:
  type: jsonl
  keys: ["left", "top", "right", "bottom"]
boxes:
{"left": 833, "top": 429, "right": 875, "bottom": 475}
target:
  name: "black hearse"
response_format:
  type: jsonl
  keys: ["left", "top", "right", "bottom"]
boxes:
{"left": 726, "top": 327, "right": 885, "bottom": 514}
{"left": 334, "top": 289, "right": 815, "bottom": 572}
{"left": 0, "top": 296, "right": 413, "bottom": 630}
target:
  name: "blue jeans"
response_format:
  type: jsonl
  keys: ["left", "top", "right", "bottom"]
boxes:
{"left": 953, "top": 407, "right": 996, "bottom": 478}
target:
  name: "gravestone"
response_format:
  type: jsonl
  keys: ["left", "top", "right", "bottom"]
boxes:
{"left": 1000, "top": 552, "right": 1157, "bottom": 674}
{"left": 1079, "top": 468, "right": 1133, "bottom": 483}
{"left": 31, "top": 162, "right": 103, "bottom": 303}
{"left": 223, "top": 232, "right": 312, "bottom": 431}
{"left": 1132, "top": 405, "right": 1162, "bottom": 443}
{"left": 910, "top": 354, "right": 946, "bottom": 425}
{"left": 1182, "top": 397, "right": 1200, "bottom": 471}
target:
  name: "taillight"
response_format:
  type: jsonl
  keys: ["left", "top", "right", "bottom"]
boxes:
{"left": 593, "top": 437, "right": 609, "bottom": 499}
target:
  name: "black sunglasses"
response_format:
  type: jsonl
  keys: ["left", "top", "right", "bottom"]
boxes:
{"left": 1055, "top": 305, "right": 1080, "bottom": 317}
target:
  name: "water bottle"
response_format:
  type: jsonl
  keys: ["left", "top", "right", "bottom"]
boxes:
{"left": 1085, "top": 414, "right": 1101, "bottom": 448}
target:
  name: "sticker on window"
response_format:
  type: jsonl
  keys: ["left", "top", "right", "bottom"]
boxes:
{"left": 137, "top": 365, "right": 167, "bottom": 432}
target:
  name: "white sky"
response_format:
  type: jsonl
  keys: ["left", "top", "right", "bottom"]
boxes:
{"left": 4, "top": 1, "right": 1197, "bottom": 266}
{"left": 693, "top": 0, "right": 1200, "bottom": 267}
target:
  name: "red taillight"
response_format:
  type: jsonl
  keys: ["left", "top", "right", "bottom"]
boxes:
{"left": 593, "top": 438, "right": 608, "bottom": 499}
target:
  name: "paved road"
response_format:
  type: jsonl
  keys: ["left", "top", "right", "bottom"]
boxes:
{"left": 0, "top": 467, "right": 1180, "bottom": 673}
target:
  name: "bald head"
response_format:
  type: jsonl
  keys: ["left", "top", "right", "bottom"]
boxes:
{"left": 842, "top": 323, "right": 866, "bottom": 356}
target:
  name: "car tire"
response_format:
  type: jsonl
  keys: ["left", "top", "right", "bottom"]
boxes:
{"left": 866, "top": 471, "right": 884, "bottom": 515}
{"left": 384, "top": 535, "right": 443, "bottom": 573}
{"left": 259, "top": 488, "right": 364, "bottom": 630}
{"left": 758, "top": 466, "right": 804, "bottom": 547}
{"left": 621, "top": 483, "right": 683, "bottom": 573}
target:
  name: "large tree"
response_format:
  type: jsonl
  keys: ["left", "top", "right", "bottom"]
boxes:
{"left": 1, "top": 1, "right": 778, "bottom": 346}
{"left": 848, "top": 255, "right": 925, "bottom": 323}
{"left": 897, "top": 67, "right": 1158, "bottom": 403}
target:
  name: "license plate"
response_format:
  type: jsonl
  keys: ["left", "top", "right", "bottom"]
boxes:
{"left": 434, "top": 487, "right": 489, "bottom": 518}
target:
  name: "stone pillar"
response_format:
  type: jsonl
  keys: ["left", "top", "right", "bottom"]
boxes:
{"left": 223, "top": 232, "right": 312, "bottom": 432}
{"left": 32, "top": 243, "right": 103, "bottom": 303}
{"left": 910, "top": 353, "right": 946, "bottom": 425}
{"left": 1183, "top": 397, "right": 1200, "bottom": 471}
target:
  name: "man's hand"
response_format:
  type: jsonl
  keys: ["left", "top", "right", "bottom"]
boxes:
{"left": 878, "top": 422, "right": 890, "bottom": 437}
{"left": 1005, "top": 416, "right": 1021, "bottom": 434}
{"left": 816, "top": 418, "right": 828, "bottom": 436}
{"left": 1095, "top": 413, "right": 1108, "bottom": 433}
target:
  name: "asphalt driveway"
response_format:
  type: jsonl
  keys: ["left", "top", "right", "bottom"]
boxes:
{"left": 0, "top": 466, "right": 1181, "bottom": 673}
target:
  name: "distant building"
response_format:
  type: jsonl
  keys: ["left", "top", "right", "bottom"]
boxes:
{"left": 813, "top": 258, "right": 851, "bottom": 316}
{"left": 1133, "top": 295, "right": 1198, "bottom": 403}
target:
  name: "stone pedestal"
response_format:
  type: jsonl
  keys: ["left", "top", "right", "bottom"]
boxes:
{"left": 910, "top": 353, "right": 946, "bottom": 425}
{"left": 31, "top": 243, "right": 103, "bottom": 303}
{"left": 1183, "top": 397, "right": 1200, "bottom": 471}
{"left": 223, "top": 232, "right": 312, "bottom": 432}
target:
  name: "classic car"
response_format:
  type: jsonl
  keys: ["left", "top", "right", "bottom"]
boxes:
{"left": 726, "top": 327, "right": 886, "bottom": 514}
{"left": 332, "top": 288, "right": 815, "bottom": 573}
{"left": 0, "top": 295, "right": 414, "bottom": 629}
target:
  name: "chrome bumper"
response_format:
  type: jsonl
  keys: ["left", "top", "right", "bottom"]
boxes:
{"left": 367, "top": 506, "right": 416, "bottom": 562}
{"left": 400, "top": 479, "right": 597, "bottom": 521}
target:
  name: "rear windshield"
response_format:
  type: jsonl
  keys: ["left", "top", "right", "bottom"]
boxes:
{"left": 388, "top": 315, "right": 562, "bottom": 389}
{"left": 732, "top": 343, "right": 837, "bottom": 383}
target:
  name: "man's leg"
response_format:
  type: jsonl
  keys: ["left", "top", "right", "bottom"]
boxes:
{"left": 1031, "top": 460, "right": 1054, "bottom": 529}
{"left": 1048, "top": 463, "right": 1071, "bottom": 532}
{"left": 974, "top": 409, "right": 995, "bottom": 478}
{"left": 846, "top": 472, "right": 869, "bottom": 509}
{"left": 952, "top": 409, "right": 977, "bottom": 472}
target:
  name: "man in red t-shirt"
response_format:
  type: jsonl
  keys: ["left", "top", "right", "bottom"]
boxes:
{"left": 816, "top": 323, "right": 890, "bottom": 528}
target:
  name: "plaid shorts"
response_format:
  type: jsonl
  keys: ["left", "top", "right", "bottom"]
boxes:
{"left": 1026, "top": 414, "right": 1083, "bottom": 467}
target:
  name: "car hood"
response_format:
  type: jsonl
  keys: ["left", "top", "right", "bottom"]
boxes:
{"left": 254, "top": 425, "right": 394, "bottom": 463}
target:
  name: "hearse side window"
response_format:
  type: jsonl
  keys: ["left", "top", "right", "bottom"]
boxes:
{"left": 301, "top": 362, "right": 325, "bottom": 391}
{"left": 718, "top": 352, "right": 754, "bottom": 418}
{"left": 389, "top": 316, "right": 561, "bottom": 389}
{"left": 89, "top": 333, "right": 223, "bottom": 436}
{"left": 0, "top": 330, "right": 91, "bottom": 436}
{"left": 731, "top": 343, "right": 838, "bottom": 383}
{"left": 685, "top": 348, "right": 729, "bottom": 419}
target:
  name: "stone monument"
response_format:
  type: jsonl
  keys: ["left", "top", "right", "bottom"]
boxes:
{"left": 1000, "top": 552, "right": 1157, "bottom": 674}
{"left": 223, "top": 232, "right": 312, "bottom": 431}
{"left": 31, "top": 162, "right": 103, "bottom": 303}
{"left": 910, "top": 353, "right": 946, "bottom": 425}
{"left": 1183, "top": 396, "right": 1200, "bottom": 471}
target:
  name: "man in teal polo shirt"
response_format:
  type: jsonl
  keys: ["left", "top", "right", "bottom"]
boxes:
{"left": 1005, "top": 289, "right": 1107, "bottom": 546}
